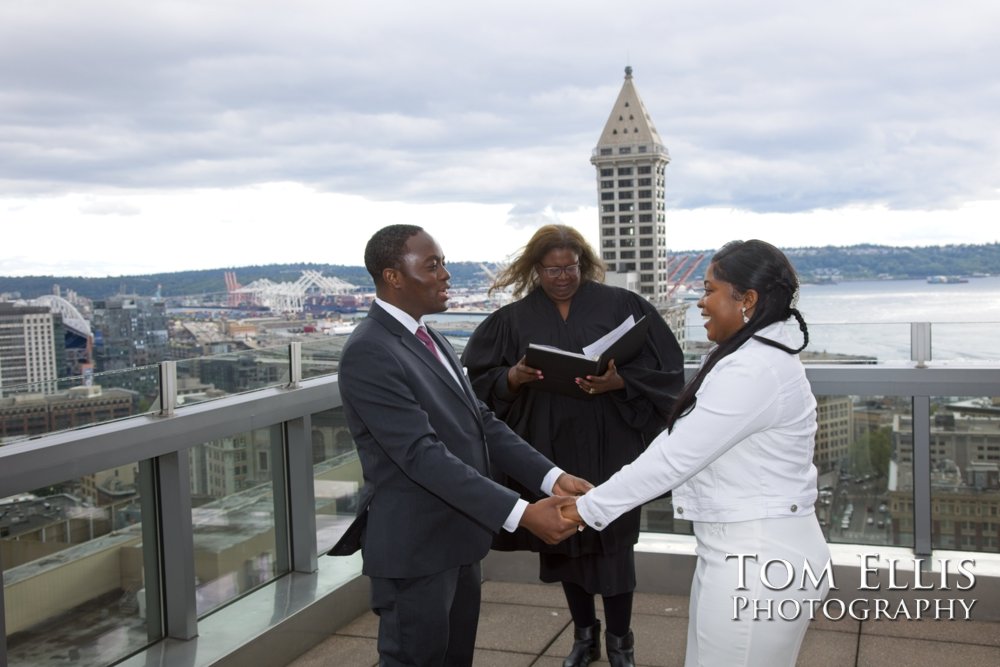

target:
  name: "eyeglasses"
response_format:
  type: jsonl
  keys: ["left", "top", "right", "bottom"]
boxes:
{"left": 538, "top": 263, "right": 580, "bottom": 279}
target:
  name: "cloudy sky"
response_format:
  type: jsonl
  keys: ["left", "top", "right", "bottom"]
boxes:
{"left": 2, "top": 0, "right": 998, "bottom": 277}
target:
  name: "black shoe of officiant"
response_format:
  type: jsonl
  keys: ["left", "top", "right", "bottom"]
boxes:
{"left": 605, "top": 628, "right": 635, "bottom": 667}
{"left": 562, "top": 620, "right": 601, "bottom": 667}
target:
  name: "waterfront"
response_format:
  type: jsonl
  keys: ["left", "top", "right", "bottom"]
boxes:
{"left": 686, "top": 276, "right": 1000, "bottom": 362}
{"left": 429, "top": 276, "right": 1000, "bottom": 363}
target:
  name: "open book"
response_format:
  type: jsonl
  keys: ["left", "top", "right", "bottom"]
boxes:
{"left": 524, "top": 315, "right": 649, "bottom": 397}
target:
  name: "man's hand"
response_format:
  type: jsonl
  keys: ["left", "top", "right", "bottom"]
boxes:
{"left": 553, "top": 472, "right": 594, "bottom": 497}
{"left": 520, "top": 496, "right": 581, "bottom": 545}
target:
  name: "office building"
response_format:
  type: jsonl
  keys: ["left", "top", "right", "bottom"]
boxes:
{"left": 91, "top": 296, "right": 169, "bottom": 397}
{"left": 0, "top": 302, "right": 62, "bottom": 397}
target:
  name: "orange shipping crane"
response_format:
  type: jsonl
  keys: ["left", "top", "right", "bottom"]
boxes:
{"left": 667, "top": 253, "right": 705, "bottom": 298}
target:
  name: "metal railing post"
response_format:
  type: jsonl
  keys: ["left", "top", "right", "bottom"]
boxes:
{"left": 157, "top": 450, "right": 198, "bottom": 639}
{"left": 912, "top": 395, "right": 933, "bottom": 556}
{"left": 911, "top": 322, "right": 932, "bottom": 368}
{"left": 159, "top": 360, "right": 177, "bottom": 417}
{"left": 285, "top": 415, "right": 318, "bottom": 573}
{"left": 289, "top": 342, "right": 302, "bottom": 389}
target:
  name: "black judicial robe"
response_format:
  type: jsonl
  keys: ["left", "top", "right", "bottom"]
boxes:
{"left": 461, "top": 281, "right": 685, "bottom": 559}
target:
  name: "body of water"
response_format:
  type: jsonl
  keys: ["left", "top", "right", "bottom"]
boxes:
{"left": 431, "top": 276, "right": 1000, "bottom": 363}
{"left": 682, "top": 276, "right": 1000, "bottom": 362}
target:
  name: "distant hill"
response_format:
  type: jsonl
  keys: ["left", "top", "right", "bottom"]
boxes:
{"left": 0, "top": 262, "right": 496, "bottom": 301}
{"left": 779, "top": 243, "right": 1000, "bottom": 282}
{"left": 1, "top": 243, "right": 998, "bottom": 301}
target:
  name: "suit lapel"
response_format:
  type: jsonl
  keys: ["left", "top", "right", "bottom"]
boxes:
{"left": 369, "top": 305, "right": 479, "bottom": 418}
{"left": 425, "top": 325, "right": 480, "bottom": 408}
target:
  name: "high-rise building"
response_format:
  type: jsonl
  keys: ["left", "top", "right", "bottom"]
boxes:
{"left": 591, "top": 66, "right": 671, "bottom": 301}
{"left": 814, "top": 395, "right": 854, "bottom": 472}
{"left": 91, "top": 295, "right": 169, "bottom": 397}
{"left": 0, "top": 302, "right": 62, "bottom": 397}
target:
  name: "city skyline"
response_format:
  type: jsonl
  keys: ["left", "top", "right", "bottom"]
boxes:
{"left": 2, "top": 1, "right": 998, "bottom": 277}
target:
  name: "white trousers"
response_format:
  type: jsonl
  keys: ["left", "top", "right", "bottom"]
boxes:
{"left": 685, "top": 514, "right": 831, "bottom": 667}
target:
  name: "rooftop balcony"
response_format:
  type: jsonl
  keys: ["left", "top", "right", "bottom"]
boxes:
{"left": 1, "top": 330, "right": 999, "bottom": 666}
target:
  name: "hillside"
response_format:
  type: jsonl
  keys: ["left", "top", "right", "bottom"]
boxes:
{"left": 1, "top": 243, "right": 998, "bottom": 301}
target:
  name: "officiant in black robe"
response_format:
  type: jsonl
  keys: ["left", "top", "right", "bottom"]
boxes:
{"left": 461, "top": 225, "right": 684, "bottom": 667}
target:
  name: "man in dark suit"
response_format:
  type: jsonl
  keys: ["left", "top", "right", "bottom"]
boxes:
{"left": 329, "top": 224, "right": 588, "bottom": 666}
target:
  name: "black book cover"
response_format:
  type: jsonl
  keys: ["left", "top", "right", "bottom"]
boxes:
{"left": 524, "top": 316, "right": 649, "bottom": 397}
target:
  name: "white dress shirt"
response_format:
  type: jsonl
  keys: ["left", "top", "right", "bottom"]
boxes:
{"left": 577, "top": 320, "right": 818, "bottom": 529}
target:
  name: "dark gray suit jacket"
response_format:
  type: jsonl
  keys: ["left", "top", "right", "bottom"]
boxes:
{"left": 328, "top": 303, "right": 556, "bottom": 579}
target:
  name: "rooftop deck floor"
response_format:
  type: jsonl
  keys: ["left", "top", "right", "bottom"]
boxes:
{"left": 287, "top": 580, "right": 1000, "bottom": 667}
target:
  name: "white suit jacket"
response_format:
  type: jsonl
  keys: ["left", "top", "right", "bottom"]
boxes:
{"left": 577, "top": 321, "right": 818, "bottom": 527}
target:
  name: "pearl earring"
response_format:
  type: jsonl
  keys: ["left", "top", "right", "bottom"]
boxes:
{"left": 741, "top": 306, "right": 749, "bottom": 324}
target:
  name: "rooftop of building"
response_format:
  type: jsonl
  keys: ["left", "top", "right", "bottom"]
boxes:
{"left": 289, "top": 578, "right": 1000, "bottom": 667}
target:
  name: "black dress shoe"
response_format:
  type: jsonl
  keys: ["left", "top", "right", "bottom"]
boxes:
{"left": 563, "top": 620, "right": 601, "bottom": 667}
{"left": 605, "top": 629, "right": 635, "bottom": 667}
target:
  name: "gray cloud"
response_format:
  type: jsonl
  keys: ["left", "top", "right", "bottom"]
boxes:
{"left": 1, "top": 0, "right": 998, "bottom": 218}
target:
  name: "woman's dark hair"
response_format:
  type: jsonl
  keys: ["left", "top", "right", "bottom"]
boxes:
{"left": 489, "top": 224, "right": 605, "bottom": 298}
{"left": 666, "top": 239, "right": 809, "bottom": 431}
{"left": 364, "top": 224, "right": 424, "bottom": 284}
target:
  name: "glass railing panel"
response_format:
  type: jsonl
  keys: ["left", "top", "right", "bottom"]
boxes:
{"left": 817, "top": 395, "right": 910, "bottom": 548}
{"left": 805, "top": 323, "right": 911, "bottom": 363}
{"left": 2, "top": 465, "right": 159, "bottom": 666}
{"left": 173, "top": 347, "right": 291, "bottom": 405}
{"left": 640, "top": 494, "right": 692, "bottom": 536}
{"left": 684, "top": 323, "right": 913, "bottom": 364}
{"left": 0, "top": 367, "right": 157, "bottom": 445}
{"left": 927, "top": 395, "right": 1000, "bottom": 554}
{"left": 424, "top": 312, "right": 484, "bottom": 358}
{"left": 300, "top": 337, "right": 348, "bottom": 380}
{"left": 310, "top": 406, "right": 364, "bottom": 553}
{"left": 190, "top": 426, "right": 285, "bottom": 617}
{"left": 931, "top": 323, "right": 1000, "bottom": 363}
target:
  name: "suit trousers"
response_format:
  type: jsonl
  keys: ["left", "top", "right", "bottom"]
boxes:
{"left": 370, "top": 561, "right": 482, "bottom": 667}
{"left": 685, "top": 514, "right": 831, "bottom": 667}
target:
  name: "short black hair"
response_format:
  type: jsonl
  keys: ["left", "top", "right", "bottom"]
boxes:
{"left": 364, "top": 225, "right": 424, "bottom": 284}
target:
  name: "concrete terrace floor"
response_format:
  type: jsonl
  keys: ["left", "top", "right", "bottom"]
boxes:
{"left": 286, "top": 580, "right": 1000, "bottom": 667}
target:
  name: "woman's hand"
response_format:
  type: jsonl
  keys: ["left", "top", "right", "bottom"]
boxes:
{"left": 507, "top": 355, "right": 543, "bottom": 392}
{"left": 575, "top": 359, "right": 625, "bottom": 396}
{"left": 560, "top": 497, "right": 584, "bottom": 526}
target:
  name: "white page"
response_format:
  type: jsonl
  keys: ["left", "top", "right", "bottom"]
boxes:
{"left": 528, "top": 343, "right": 592, "bottom": 360}
{"left": 582, "top": 315, "right": 635, "bottom": 359}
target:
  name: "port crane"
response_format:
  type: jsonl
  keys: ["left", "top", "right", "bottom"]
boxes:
{"left": 667, "top": 253, "right": 705, "bottom": 298}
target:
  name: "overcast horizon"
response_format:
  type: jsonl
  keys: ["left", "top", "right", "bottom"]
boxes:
{"left": 2, "top": 1, "right": 998, "bottom": 277}
{"left": 4, "top": 238, "right": 1000, "bottom": 281}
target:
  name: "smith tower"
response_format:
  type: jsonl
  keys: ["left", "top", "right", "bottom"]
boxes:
{"left": 590, "top": 66, "right": 671, "bottom": 301}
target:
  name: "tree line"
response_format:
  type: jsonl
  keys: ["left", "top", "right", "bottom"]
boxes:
{"left": 2, "top": 243, "right": 998, "bottom": 301}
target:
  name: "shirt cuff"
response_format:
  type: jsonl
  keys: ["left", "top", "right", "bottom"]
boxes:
{"left": 541, "top": 467, "right": 565, "bottom": 496}
{"left": 503, "top": 467, "right": 565, "bottom": 533}
{"left": 504, "top": 498, "right": 528, "bottom": 532}
{"left": 575, "top": 493, "right": 608, "bottom": 531}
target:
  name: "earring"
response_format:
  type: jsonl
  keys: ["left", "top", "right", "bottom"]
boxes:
{"left": 741, "top": 307, "right": 749, "bottom": 324}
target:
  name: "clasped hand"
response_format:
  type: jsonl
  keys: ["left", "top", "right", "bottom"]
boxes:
{"left": 520, "top": 473, "right": 592, "bottom": 545}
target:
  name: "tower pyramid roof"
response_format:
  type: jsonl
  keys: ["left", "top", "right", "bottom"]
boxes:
{"left": 595, "top": 66, "right": 665, "bottom": 150}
